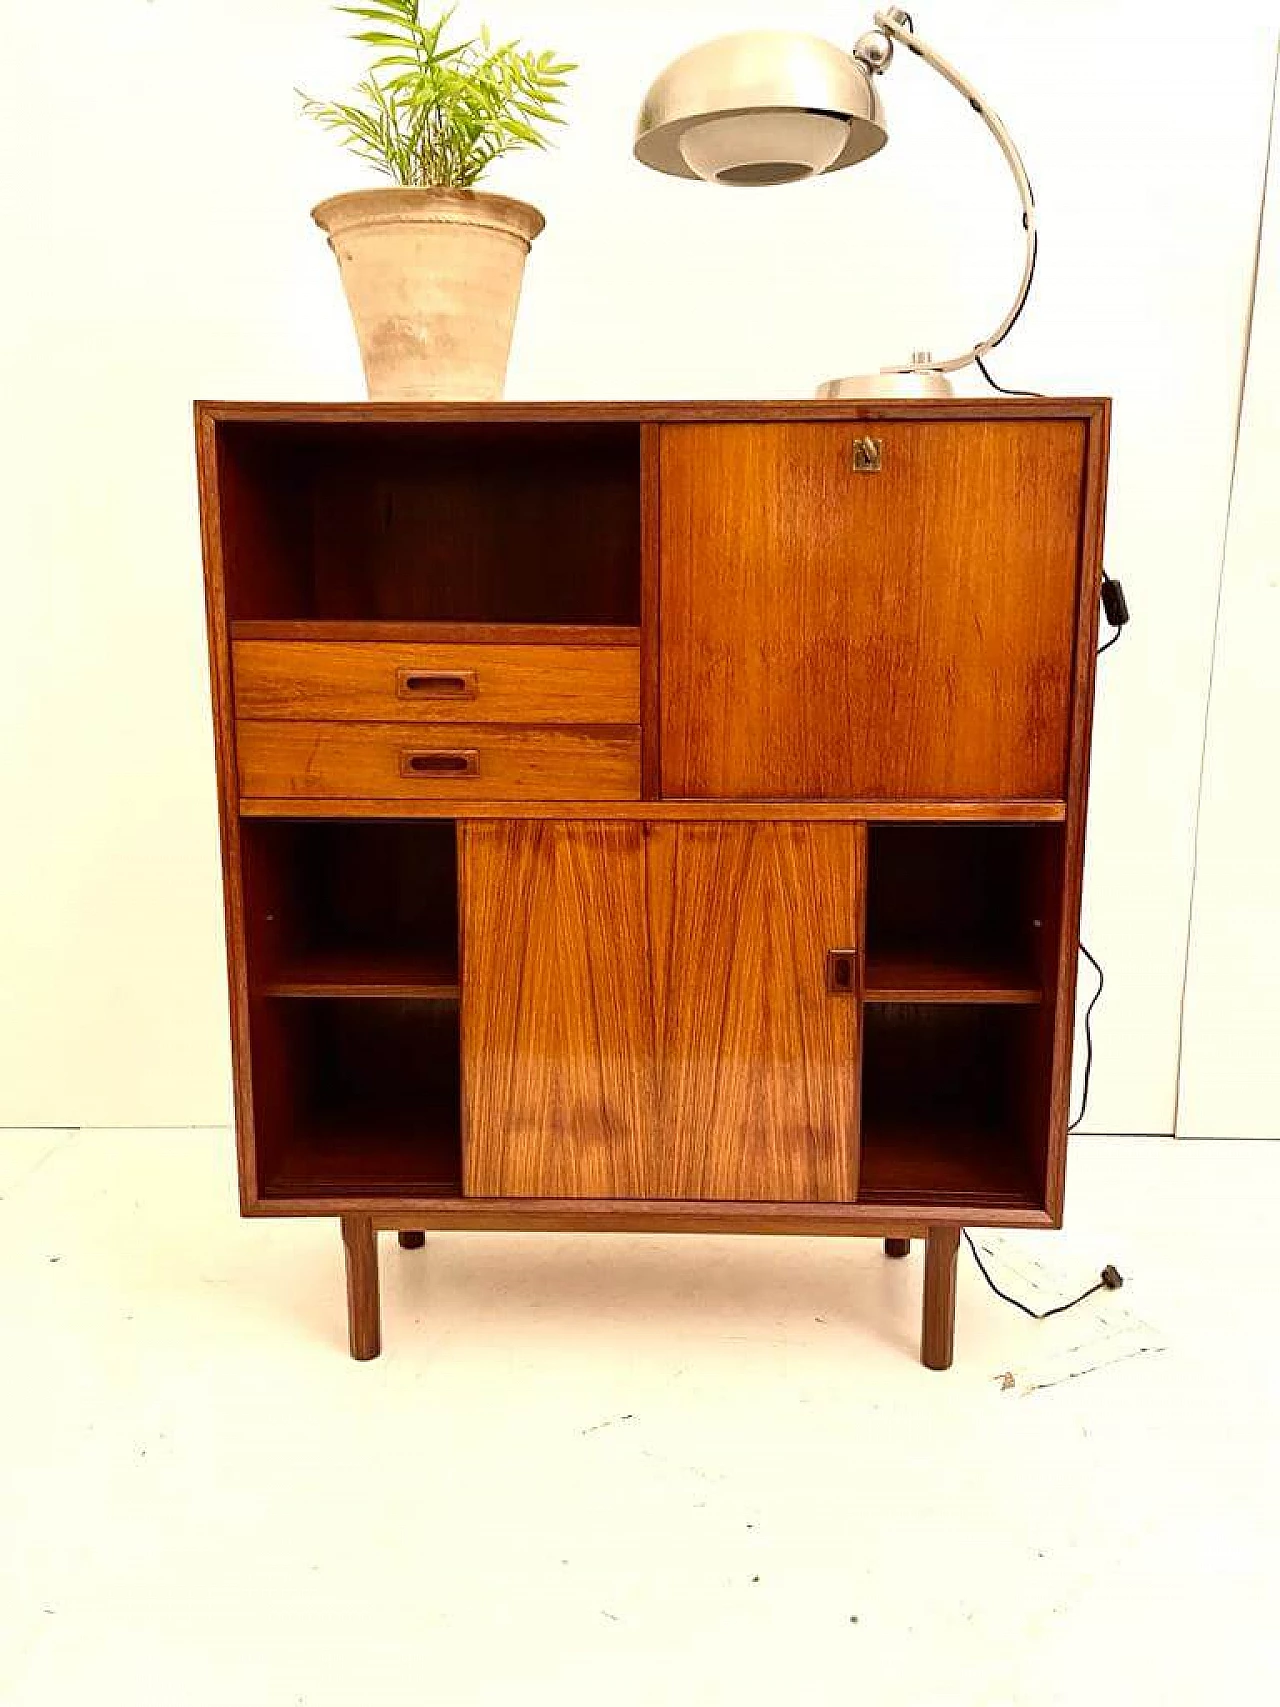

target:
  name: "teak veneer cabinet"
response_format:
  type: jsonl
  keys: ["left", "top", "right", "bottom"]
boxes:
{"left": 197, "top": 398, "right": 1110, "bottom": 1368}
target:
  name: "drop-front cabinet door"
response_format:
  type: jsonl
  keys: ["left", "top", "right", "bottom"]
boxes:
{"left": 461, "top": 820, "right": 861, "bottom": 1202}
{"left": 658, "top": 421, "right": 1086, "bottom": 799}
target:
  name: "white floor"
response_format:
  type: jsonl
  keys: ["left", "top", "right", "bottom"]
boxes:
{"left": 1, "top": 1131, "right": 1277, "bottom": 1707}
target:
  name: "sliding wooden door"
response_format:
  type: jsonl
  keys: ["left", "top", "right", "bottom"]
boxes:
{"left": 461, "top": 820, "right": 861, "bottom": 1201}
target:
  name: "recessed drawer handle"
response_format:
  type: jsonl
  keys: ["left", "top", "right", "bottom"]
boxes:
{"left": 398, "top": 749, "right": 480, "bottom": 779}
{"left": 396, "top": 668, "right": 478, "bottom": 700}
{"left": 826, "top": 948, "right": 859, "bottom": 994}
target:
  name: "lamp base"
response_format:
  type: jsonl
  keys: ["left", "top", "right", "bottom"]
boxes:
{"left": 817, "top": 368, "right": 954, "bottom": 400}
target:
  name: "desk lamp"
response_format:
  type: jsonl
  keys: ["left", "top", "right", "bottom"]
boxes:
{"left": 634, "top": 7, "right": 1035, "bottom": 398}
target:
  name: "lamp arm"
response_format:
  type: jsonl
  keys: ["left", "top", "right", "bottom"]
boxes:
{"left": 870, "top": 9, "right": 1037, "bottom": 376}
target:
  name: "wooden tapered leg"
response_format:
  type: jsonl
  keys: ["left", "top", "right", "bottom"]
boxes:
{"left": 398, "top": 1230, "right": 426, "bottom": 1250}
{"left": 341, "top": 1215, "right": 381, "bottom": 1361}
{"left": 921, "top": 1226, "right": 961, "bottom": 1370}
{"left": 884, "top": 1237, "right": 911, "bottom": 1258}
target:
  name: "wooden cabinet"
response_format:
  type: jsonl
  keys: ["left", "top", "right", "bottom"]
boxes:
{"left": 461, "top": 820, "right": 859, "bottom": 1203}
{"left": 198, "top": 398, "right": 1110, "bottom": 1366}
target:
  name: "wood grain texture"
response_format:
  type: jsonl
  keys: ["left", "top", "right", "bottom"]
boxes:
{"left": 247, "top": 1194, "right": 1051, "bottom": 1231}
{"left": 198, "top": 399, "right": 1110, "bottom": 427}
{"left": 640, "top": 422, "right": 662, "bottom": 798}
{"left": 231, "top": 622, "right": 640, "bottom": 646}
{"left": 234, "top": 640, "right": 640, "bottom": 724}
{"left": 659, "top": 421, "right": 1086, "bottom": 800}
{"left": 922, "top": 1225, "right": 961, "bottom": 1370}
{"left": 1044, "top": 404, "right": 1111, "bottom": 1220}
{"left": 461, "top": 822, "right": 657, "bottom": 1199}
{"left": 461, "top": 821, "right": 859, "bottom": 1203}
{"left": 863, "top": 951, "right": 1041, "bottom": 1004}
{"left": 195, "top": 409, "right": 259, "bottom": 1209}
{"left": 240, "top": 797, "right": 1066, "bottom": 823}
{"left": 236, "top": 720, "right": 640, "bottom": 802}
{"left": 648, "top": 822, "right": 860, "bottom": 1201}
{"left": 261, "top": 947, "right": 458, "bottom": 999}
{"left": 341, "top": 1214, "right": 381, "bottom": 1360}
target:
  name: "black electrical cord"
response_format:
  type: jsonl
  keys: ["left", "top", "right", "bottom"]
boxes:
{"left": 956, "top": 152, "right": 1127, "bottom": 1313}
{"left": 975, "top": 352, "right": 1042, "bottom": 397}
{"left": 1067, "top": 943, "right": 1105, "bottom": 1130}
{"left": 1066, "top": 580, "right": 1130, "bottom": 1129}
{"left": 973, "top": 223, "right": 1041, "bottom": 395}
{"left": 1098, "top": 577, "right": 1129, "bottom": 655}
{"left": 964, "top": 591, "right": 1125, "bottom": 1319}
{"left": 963, "top": 1231, "right": 1123, "bottom": 1320}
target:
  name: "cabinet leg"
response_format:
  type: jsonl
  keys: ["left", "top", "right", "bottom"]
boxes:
{"left": 884, "top": 1237, "right": 911, "bottom": 1259}
{"left": 921, "top": 1227, "right": 961, "bottom": 1370}
{"left": 341, "top": 1215, "right": 381, "bottom": 1361}
{"left": 398, "top": 1230, "right": 426, "bottom": 1250}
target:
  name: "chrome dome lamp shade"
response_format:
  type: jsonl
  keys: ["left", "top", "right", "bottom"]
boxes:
{"left": 634, "top": 9, "right": 1040, "bottom": 400}
{"left": 634, "top": 31, "right": 887, "bottom": 186}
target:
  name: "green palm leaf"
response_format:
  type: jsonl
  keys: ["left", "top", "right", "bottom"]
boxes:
{"left": 302, "top": 3, "right": 574, "bottom": 187}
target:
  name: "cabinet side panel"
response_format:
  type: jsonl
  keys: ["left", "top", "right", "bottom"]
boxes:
{"left": 659, "top": 421, "right": 1086, "bottom": 800}
{"left": 1045, "top": 403, "right": 1110, "bottom": 1217}
{"left": 196, "top": 411, "right": 257, "bottom": 1206}
{"left": 461, "top": 821, "right": 657, "bottom": 1197}
{"left": 651, "top": 822, "right": 859, "bottom": 1203}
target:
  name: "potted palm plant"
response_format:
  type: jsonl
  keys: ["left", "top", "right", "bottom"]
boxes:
{"left": 302, "top": 2, "right": 574, "bottom": 400}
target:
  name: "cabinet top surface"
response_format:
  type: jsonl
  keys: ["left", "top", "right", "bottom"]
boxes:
{"left": 197, "top": 398, "right": 1109, "bottom": 427}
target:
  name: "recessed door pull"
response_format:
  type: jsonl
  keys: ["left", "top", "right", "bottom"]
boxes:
{"left": 826, "top": 948, "right": 859, "bottom": 993}
{"left": 398, "top": 749, "right": 480, "bottom": 778}
{"left": 397, "top": 668, "right": 478, "bottom": 700}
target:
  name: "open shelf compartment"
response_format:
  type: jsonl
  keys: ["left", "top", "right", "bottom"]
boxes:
{"left": 241, "top": 819, "right": 459, "bottom": 998}
{"left": 241, "top": 819, "right": 462, "bottom": 1201}
{"left": 215, "top": 418, "right": 642, "bottom": 627}
{"left": 251, "top": 998, "right": 461, "bottom": 1200}
{"left": 864, "top": 824, "right": 1062, "bottom": 1004}
{"left": 858, "top": 1004, "right": 1049, "bottom": 1210}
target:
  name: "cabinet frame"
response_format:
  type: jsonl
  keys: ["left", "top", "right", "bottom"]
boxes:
{"left": 197, "top": 397, "right": 1110, "bottom": 1365}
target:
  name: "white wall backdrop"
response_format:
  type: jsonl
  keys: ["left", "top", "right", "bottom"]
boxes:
{"left": 1177, "top": 57, "right": 1280, "bottom": 1140}
{"left": 0, "top": 0, "right": 1275, "bottom": 1130}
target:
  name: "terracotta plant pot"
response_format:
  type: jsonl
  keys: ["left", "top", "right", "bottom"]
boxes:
{"left": 311, "top": 187, "right": 545, "bottom": 401}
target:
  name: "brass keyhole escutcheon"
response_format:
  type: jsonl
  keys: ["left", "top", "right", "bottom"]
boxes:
{"left": 851, "top": 436, "right": 883, "bottom": 473}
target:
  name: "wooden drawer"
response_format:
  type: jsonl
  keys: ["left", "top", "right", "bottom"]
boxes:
{"left": 233, "top": 640, "right": 640, "bottom": 724}
{"left": 237, "top": 720, "right": 641, "bottom": 802}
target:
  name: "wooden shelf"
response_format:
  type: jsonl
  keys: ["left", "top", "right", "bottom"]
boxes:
{"left": 262, "top": 949, "right": 459, "bottom": 1000}
{"left": 260, "top": 1110, "right": 462, "bottom": 1200}
{"left": 247, "top": 957, "right": 462, "bottom": 1202}
{"left": 864, "top": 950, "right": 1041, "bottom": 1005}
{"left": 241, "top": 798, "right": 1067, "bottom": 823}
{"left": 231, "top": 620, "right": 641, "bottom": 647}
{"left": 858, "top": 1116, "right": 1042, "bottom": 1209}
